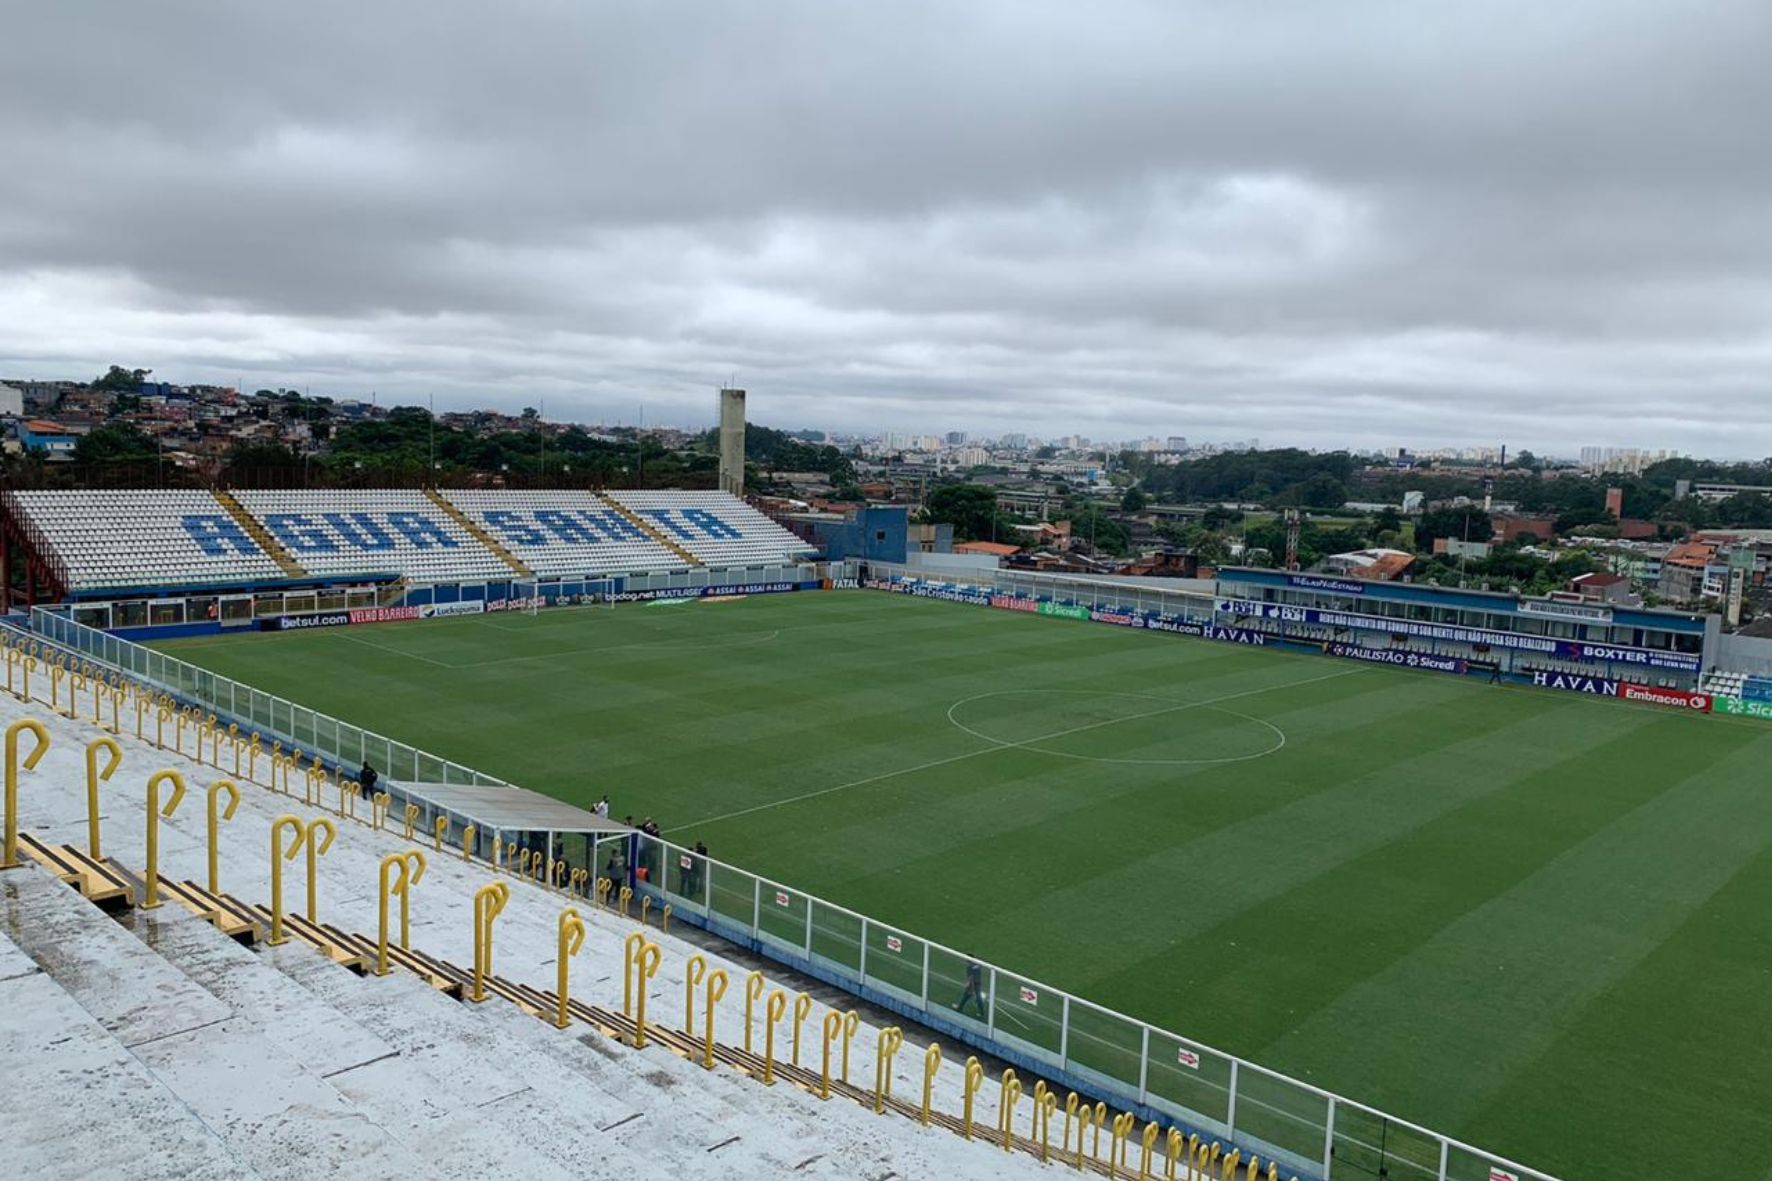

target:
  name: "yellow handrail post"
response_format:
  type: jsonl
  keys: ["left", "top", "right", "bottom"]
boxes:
{"left": 302, "top": 817, "right": 336, "bottom": 924}
{"left": 491, "top": 833, "right": 503, "bottom": 869}
{"left": 49, "top": 661, "right": 63, "bottom": 715}
{"left": 229, "top": 724, "right": 241, "bottom": 775}
{"left": 702, "top": 968, "right": 728, "bottom": 1069}
{"left": 684, "top": 953, "right": 706, "bottom": 1031}
{"left": 660, "top": 902, "right": 672, "bottom": 934}
{"left": 2, "top": 719, "right": 50, "bottom": 869}
{"left": 372, "top": 792, "right": 390, "bottom": 830}
{"left": 872, "top": 1026, "right": 903, "bottom": 1114}
{"left": 1141, "top": 1119, "right": 1160, "bottom": 1179}
{"left": 841, "top": 1010, "right": 860, "bottom": 1084}
{"left": 762, "top": 989, "right": 786, "bottom": 1085}
{"left": 998, "top": 1068, "right": 1022, "bottom": 1151}
{"left": 471, "top": 881, "right": 510, "bottom": 1002}
{"left": 433, "top": 814, "right": 448, "bottom": 853}
{"left": 920, "top": 1042, "right": 942, "bottom": 1125}
{"left": 247, "top": 735, "right": 261, "bottom": 783}
{"left": 790, "top": 991, "right": 812, "bottom": 1067}
{"left": 617, "top": 884, "right": 632, "bottom": 917}
{"left": 819, "top": 1011, "right": 841, "bottom": 1099}
{"left": 555, "top": 907, "right": 586, "bottom": 1029}
{"left": 397, "top": 850, "right": 425, "bottom": 950}
{"left": 623, "top": 936, "right": 652, "bottom": 1014}
{"left": 173, "top": 707, "right": 187, "bottom": 755}
{"left": 742, "top": 969, "right": 764, "bottom": 1053}
{"left": 639, "top": 893, "right": 651, "bottom": 925}
{"left": 155, "top": 703, "right": 169, "bottom": 749}
{"left": 1165, "top": 1128, "right": 1184, "bottom": 1180}
{"left": 570, "top": 868, "right": 587, "bottom": 897}
{"left": 1222, "top": 1147, "right": 1242, "bottom": 1179}
{"left": 376, "top": 852, "right": 410, "bottom": 976}
{"left": 596, "top": 877, "right": 612, "bottom": 909}
{"left": 1111, "top": 1113, "right": 1136, "bottom": 1174}
{"left": 631, "top": 941, "right": 661, "bottom": 1048}
{"left": 268, "top": 815, "right": 304, "bottom": 945}
{"left": 1032, "top": 1080, "right": 1047, "bottom": 1144}
{"left": 402, "top": 803, "right": 418, "bottom": 841}
{"left": 461, "top": 823, "right": 476, "bottom": 861}
{"left": 1064, "top": 1092, "right": 1081, "bottom": 1163}
{"left": 205, "top": 780, "right": 240, "bottom": 895}
{"left": 1040, "top": 1089, "right": 1060, "bottom": 1163}
{"left": 142, "top": 769, "right": 188, "bottom": 909}
{"left": 84, "top": 736, "right": 122, "bottom": 858}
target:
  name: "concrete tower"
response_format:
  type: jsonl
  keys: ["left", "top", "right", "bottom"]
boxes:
{"left": 718, "top": 388, "right": 747, "bottom": 496}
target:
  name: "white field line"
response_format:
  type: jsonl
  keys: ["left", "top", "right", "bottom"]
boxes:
{"left": 669, "top": 666, "right": 1362, "bottom": 832}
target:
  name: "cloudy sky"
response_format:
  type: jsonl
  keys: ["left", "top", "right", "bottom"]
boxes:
{"left": 2, "top": 2, "right": 1768, "bottom": 454}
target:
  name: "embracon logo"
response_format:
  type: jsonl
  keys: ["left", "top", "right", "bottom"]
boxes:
{"left": 1620, "top": 683, "right": 1712, "bottom": 712}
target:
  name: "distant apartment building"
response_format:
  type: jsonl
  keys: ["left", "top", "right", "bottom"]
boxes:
{"left": 1579, "top": 445, "right": 1679, "bottom": 474}
{"left": 0, "top": 383, "right": 22, "bottom": 418}
{"left": 1675, "top": 480, "right": 1772, "bottom": 503}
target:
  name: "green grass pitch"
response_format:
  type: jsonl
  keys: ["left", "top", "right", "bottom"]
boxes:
{"left": 156, "top": 590, "right": 1772, "bottom": 1180}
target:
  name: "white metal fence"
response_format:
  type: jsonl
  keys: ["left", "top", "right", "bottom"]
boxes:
{"left": 25, "top": 600, "right": 1559, "bottom": 1181}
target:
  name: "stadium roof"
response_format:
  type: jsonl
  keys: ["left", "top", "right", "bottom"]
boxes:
{"left": 404, "top": 781, "right": 625, "bottom": 835}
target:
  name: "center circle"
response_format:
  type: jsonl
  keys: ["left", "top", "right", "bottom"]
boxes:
{"left": 946, "top": 689, "right": 1285, "bottom": 766}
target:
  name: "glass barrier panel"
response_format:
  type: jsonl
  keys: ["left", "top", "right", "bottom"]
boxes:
{"left": 1062, "top": 998, "right": 1146, "bottom": 1095}
{"left": 1233, "top": 1067, "right": 1331, "bottom": 1180}
{"left": 1331, "top": 1106, "right": 1443, "bottom": 1181}
{"left": 756, "top": 882, "right": 809, "bottom": 952}
{"left": 707, "top": 863, "right": 758, "bottom": 935}
{"left": 1143, "top": 1029, "right": 1233, "bottom": 1138}
{"left": 988, "top": 967, "right": 1065, "bottom": 1063}
{"left": 927, "top": 946, "right": 990, "bottom": 1033}
{"left": 861, "top": 923, "right": 926, "bottom": 1001}
{"left": 808, "top": 901, "right": 862, "bottom": 976}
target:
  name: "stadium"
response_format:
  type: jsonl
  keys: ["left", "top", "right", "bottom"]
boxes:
{"left": 1, "top": 452, "right": 1769, "bottom": 1181}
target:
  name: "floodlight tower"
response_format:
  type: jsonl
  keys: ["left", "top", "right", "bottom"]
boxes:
{"left": 1284, "top": 508, "right": 1302, "bottom": 571}
{"left": 718, "top": 388, "right": 746, "bottom": 497}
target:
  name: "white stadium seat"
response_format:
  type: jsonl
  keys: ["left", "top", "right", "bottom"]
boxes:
{"left": 228, "top": 489, "right": 513, "bottom": 584}
{"left": 4, "top": 489, "right": 284, "bottom": 591}
{"left": 442, "top": 490, "right": 687, "bottom": 577}
{"left": 605, "top": 490, "right": 816, "bottom": 569}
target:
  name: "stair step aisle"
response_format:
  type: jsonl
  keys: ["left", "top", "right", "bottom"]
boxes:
{"left": 265, "top": 941, "right": 661, "bottom": 1176}
{"left": 1, "top": 864, "right": 437, "bottom": 1181}
{"left": 0, "top": 913, "right": 250, "bottom": 1180}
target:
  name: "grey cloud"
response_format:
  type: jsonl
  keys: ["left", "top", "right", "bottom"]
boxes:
{"left": 2, "top": 1, "right": 1770, "bottom": 453}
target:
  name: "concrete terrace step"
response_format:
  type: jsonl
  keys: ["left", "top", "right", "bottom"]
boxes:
{"left": 135, "top": 904, "right": 585, "bottom": 1181}
{"left": 264, "top": 940, "right": 657, "bottom": 1176}
{"left": 0, "top": 917, "right": 250, "bottom": 1181}
{"left": 1, "top": 865, "right": 437, "bottom": 1181}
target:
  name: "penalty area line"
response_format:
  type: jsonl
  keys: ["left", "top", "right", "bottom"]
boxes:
{"left": 667, "top": 666, "right": 1362, "bottom": 833}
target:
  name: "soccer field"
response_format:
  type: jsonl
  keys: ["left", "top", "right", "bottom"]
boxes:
{"left": 156, "top": 590, "right": 1772, "bottom": 1179}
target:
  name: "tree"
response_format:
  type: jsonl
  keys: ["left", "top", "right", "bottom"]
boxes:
{"left": 1120, "top": 486, "right": 1149, "bottom": 513}
{"left": 92, "top": 365, "right": 150, "bottom": 392}
{"left": 73, "top": 424, "right": 159, "bottom": 465}
{"left": 1415, "top": 507, "right": 1494, "bottom": 551}
{"left": 924, "top": 483, "right": 1003, "bottom": 541}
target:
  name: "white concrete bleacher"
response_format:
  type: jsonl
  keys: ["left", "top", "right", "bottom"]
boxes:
{"left": 229, "top": 489, "right": 511, "bottom": 583}
{"left": 606, "top": 489, "right": 816, "bottom": 569}
{"left": 0, "top": 672, "right": 1132, "bottom": 1181}
{"left": 443, "top": 490, "right": 688, "bottom": 578}
{"left": 2, "top": 489, "right": 284, "bottom": 592}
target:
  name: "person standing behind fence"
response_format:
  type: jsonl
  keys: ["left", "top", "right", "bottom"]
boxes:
{"left": 593, "top": 795, "right": 609, "bottom": 819}
{"left": 359, "top": 762, "right": 378, "bottom": 795}
{"left": 954, "top": 957, "right": 987, "bottom": 1017}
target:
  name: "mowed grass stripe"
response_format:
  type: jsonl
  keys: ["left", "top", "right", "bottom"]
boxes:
{"left": 1255, "top": 724, "right": 1772, "bottom": 1180}
{"left": 986, "top": 690, "right": 1649, "bottom": 998}
{"left": 1459, "top": 831, "right": 1772, "bottom": 1175}
{"left": 153, "top": 591, "right": 1772, "bottom": 1181}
